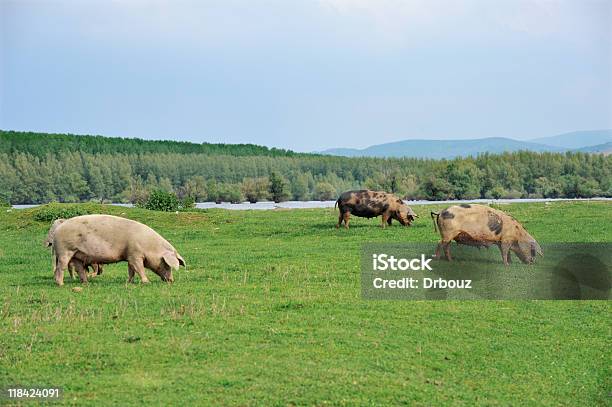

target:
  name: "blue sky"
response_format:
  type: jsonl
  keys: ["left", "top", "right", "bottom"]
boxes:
{"left": 1, "top": 0, "right": 611, "bottom": 151}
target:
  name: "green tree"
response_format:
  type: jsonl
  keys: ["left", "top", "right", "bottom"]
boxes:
{"left": 535, "top": 177, "right": 562, "bottom": 198}
{"left": 125, "top": 176, "right": 149, "bottom": 206}
{"left": 158, "top": 177, "right": 174, "bottom": 193}
{"left": 398, "top": 175, "right": 419, "bottom": 200}
{"left": 179, "top": 176, "right": 207, "bottom": 201}
{"left": 219, "top": 183, "right": 244, "bottom": 203}
{"left": 420, "top": 176, "right": 453, "bottom": 200}
{"left": 242, "top": 177, "right": 270, "bottom": 203}
{"left": 291, "top": 173, "right": 310, "bottom": 200}
{"left": 314, "top": 182, "right": 336, "bottom": 201}
{"left": 206, "top": 180, "right": 221, "bottom": 203}
{"left": 0, "top": 156, "right": 19, "bottom": 203}
{"left": 269, "top": 171, "right": 289, "bottom": 203}
{"left": 445, "top": 161, "right": 482, "bottom": 199}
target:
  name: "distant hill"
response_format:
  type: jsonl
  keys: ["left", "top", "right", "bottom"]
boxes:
{"left": 575, "top": 142, "right": 612, "bottom": 155}
{"left": 0, "top": 130, "right": 299, "bottom": 158}
{"left": 320, "top": 130, "right": 612, "bottom": 159}
{"left": 531, "top": 130, "right": 612, "bottom": 149}
{"left": 320, "top": 137, "right": 565, "bottom": 159}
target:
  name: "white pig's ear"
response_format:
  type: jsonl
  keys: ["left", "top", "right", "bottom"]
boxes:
{"left": 162, "top": 252, "right": 180, "bottom": 270}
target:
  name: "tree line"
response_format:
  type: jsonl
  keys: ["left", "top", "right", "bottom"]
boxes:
{"left": 0, "top": 131, "right": 610, "bottom": 204}
{"left": 0, "top": 130, "right": 298, "bottom": 158}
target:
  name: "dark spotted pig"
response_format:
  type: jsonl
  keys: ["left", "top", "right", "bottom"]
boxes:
{"left": 335, "top": 190, "right": 417, "bottom": 229}
{"left": 431, "top": 204, "right": 542, "bottom": 265}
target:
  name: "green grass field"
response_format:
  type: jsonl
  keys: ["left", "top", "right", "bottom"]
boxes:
{"left": 0, "top": 202, "right": 610, "bottom": 406}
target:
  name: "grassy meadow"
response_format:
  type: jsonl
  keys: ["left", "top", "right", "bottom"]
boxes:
{"left": 0, "top": 201, "right": 610, "bottom": 406}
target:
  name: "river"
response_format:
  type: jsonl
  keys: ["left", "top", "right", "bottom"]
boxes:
{"left": 10, "top": 198, "right": 611, "bottom": 210}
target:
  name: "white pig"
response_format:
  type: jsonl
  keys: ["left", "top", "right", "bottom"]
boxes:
{"left": 51, "top": 214, "right": 185, "bottom": 285}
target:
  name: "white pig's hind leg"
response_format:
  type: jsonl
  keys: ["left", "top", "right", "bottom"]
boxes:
{"left": 55, "top": 253, "right": 73, "bottom": 286}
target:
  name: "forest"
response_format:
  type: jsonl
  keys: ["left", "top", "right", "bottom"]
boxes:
{"left": 1, "top": 130, "right": 610, "bottom": 204}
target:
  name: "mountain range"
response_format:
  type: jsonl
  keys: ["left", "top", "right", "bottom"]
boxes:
{"left": 319, "top": 130, "right": 612, "bottom": 159}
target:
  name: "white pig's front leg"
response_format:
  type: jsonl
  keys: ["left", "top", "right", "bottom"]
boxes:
{"left": 128, "top": 257, "right": 150, "bottom": 284}
{"left": 127, "top": 263, "right": 136, "bottom": 283}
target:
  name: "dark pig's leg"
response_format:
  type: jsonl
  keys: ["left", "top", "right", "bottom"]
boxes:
{"left": 434, "top": 242, "right": 442, "bottom": 258}
{"left": 443, "top": 242, "right": 452, "bottom": 261}
{"left": 343, "top": 212, "right": 350, "bottom": 229}
{"left": 336, "top": 211, "right": 343, "bottom": 229}
{"left": 500, "top": 242, "right": 511, "bottom": 266}
{"left": 381, "top": 213, "right": 390, "bottom": 228}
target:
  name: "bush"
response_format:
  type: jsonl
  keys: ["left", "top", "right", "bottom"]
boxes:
{"left": 0, "top": 198, "right": 10, "bottom": 208}
{"left": 140, "top": 189, "right": 179, "bottom": 211}
{"left": 181, "top": 196, "right": 196, "bottom": 209}
{"left": 32, "top": 203, "right": 92, "bottom": 222}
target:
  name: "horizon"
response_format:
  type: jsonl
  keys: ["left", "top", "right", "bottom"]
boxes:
{"left": 1, "top": 1, "right": 611, "bottom": 152}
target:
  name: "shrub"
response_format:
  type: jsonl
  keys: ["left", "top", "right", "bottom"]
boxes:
{"left": 181, "top": 196, "right": 196, "bottom": 209}
{"left": 32, "top": 203, "right": 92, "bottom": 222}
{"left": 0, "top": 198, "right": 10, "bottom": 208}
{"left": 141, "top": 189, "right": 180, "bottom": 211}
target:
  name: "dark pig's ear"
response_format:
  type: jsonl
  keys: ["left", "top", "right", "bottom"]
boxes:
{"left": 534, "top": 241, "right": 543, "bottom": 256}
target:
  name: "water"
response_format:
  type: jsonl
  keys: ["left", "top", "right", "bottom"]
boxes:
{"left": 10, "top": 197, "right": 612, "bottom": 211}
